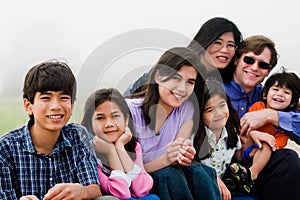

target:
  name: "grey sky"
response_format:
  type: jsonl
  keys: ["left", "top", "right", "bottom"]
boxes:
{"left": 1, "top": 0, "right": 299, "bottom": 101}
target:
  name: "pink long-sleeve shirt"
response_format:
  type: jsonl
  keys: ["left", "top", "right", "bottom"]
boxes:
{"left": 97, "top": 142, "right": 153, "bottom": 199}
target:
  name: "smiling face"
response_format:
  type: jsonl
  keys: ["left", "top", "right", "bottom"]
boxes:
{"left": 92, "top": 100, "right": 128, "bottom": 143}
{"left": 156, "top": 65, "right": 197, "bottom": 113}
{"left": 201, "top": 32, "right": 236, "bottom": 72}
{"left": 202, "top": 94, "right": 229, "bottom": 135}
{"left": 24, "top": 91, "right": 73, "bottom": 135}
{"left": 265, "top": 83, "right": 292, "bottom": 111}
{"left": 233, "top": 47, "right": 272, "bottom": 93}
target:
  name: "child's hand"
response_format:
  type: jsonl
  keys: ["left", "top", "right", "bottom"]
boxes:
{"left": 249, "top": 130, "right": 276, "bottom": 151}
{"left": 93, "top": 135, "right": 114, "bottom": 154}
{"left": 166, "top": 137, "right": 185, "bottom": 164}
{"left": 20, "top": 195, "right": 39, "bottom": 200}
{"left": 177, "top": 139, "right": 195, "bottom": 166}
{"left": 217, "top": 176, "right": 231, "bottom": 200}
{"left": 115, "top": 127, "right": 132, "bottom": 146}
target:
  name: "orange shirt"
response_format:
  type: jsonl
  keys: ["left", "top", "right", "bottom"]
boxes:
{"left": 248, "top": 102, "right": 289, "bottom": 148}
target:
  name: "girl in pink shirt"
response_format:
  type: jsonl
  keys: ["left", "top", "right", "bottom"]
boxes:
{"left": 82, "top": 88, "right": 159, "bottom": 200}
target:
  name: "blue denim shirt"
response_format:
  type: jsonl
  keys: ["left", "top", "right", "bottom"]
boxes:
{"left": 0, "top": 122, "right": 99, "bottom": 199}
{"left": 224, "top": 79, "right": 300, "bottom": 144}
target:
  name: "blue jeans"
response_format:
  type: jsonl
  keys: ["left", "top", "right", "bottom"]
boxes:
{"left": 150, "top": 164, "right": 221, "bottom": 200}
{"left": 125, "top": 194, "right": 160, "bottom": 200}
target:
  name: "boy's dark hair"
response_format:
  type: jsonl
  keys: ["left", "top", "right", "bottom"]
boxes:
{"left": 23, "top": 60, "right": 76, "bottom": 104}
{"left": 262, "top": 70, "right": 300, "bottom": 111}
{"left": 81, "top": 88, "right": 137, "bottom": 161}
{"left": 194, "top": 79, "right": 240, "bottom": 162}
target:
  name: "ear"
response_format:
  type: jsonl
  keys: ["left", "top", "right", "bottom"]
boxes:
{"left": 24, "top": 99, "right": 33, "bottom": 115}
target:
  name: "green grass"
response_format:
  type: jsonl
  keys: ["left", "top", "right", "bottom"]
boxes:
{"left": 0, "top": 98, "right": 28, "bottom": 135}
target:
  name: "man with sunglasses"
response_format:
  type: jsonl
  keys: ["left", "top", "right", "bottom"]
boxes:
{"left": 224, "top": 35, "right": 300, "bottom": 200}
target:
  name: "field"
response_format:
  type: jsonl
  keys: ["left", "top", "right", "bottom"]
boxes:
{"left": 0, "top": 98, "right": 28, "bottom": 135}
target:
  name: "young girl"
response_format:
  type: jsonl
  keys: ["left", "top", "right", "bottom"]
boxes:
{"left": 81, "top": 88, "right": 159, "bottom": 200}
{"left": 226, "top": 70, "right": 300, "bottom": 195}
{"left": 126, "top": 47, "right": 221, "bottom": 200}
{"left": 193, "top": 79, "right": 243, "bottom": 199}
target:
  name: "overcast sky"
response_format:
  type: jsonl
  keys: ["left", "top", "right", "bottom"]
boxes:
{"left": 1, "top": 0, "right": 299, "bottom": 102}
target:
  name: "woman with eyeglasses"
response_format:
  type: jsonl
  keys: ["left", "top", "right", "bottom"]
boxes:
{"left": 224, "top": 35, "right": 300, "bottom": 200}
{"left": 123, "top": 17, "right": 243, "bottom": 96}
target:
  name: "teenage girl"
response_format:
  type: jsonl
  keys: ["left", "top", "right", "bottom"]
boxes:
{"left": 126, "top": 47, "right": 221, "bottom": 200}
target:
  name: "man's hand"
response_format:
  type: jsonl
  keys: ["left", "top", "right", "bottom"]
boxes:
{"left": 240, "top": 109, "right": 278, "bottom": 136}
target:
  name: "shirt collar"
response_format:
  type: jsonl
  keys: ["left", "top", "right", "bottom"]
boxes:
{"left": 22, "top": 120, "right": 72, "bottom": 154}
{"left": 226, "top": 79, "right": 263, "bottom": 104}
{"left": 205, "top": 126, "right": 228, "bottom": 144}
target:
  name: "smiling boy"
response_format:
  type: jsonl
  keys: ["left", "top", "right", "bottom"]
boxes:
{"left": 0, "top": 60, "right": 101, "bottom": 199}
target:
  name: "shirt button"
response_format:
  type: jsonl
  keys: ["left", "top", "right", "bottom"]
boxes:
{"left": 241, "top": 107, "right": 244, "bottom": 110}
{"left": 50, "top": 177, "right": 53, "bottom": 181}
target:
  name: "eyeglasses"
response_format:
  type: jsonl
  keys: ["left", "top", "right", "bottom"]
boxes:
{"left": 243, "top": 56, "right": 272, "bottom": 70}
{"left": 211, "top": 40, "right": 237, "bottom": 51}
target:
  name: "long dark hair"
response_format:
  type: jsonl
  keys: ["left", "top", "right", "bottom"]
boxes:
{"left": 81, "top": 88, "right": 137, "bottom": 160}
{"left": 193, "top": 80, "right": 240, "bottom": 161}
{"left": 188, "top": 17, "right": 243, "bottom": 83}
{"left": 131, "top": 47, "right": 206, "bottom": 131}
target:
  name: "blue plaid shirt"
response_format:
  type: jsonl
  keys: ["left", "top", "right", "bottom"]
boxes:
{"left": 0, "top": 121, "right": 99, "bottom": 199}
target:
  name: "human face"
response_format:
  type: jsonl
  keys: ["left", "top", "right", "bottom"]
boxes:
{"left": 266, "top": 83, "right": 292, "bottom": 111}
{"left": 157, "top": 65, "right": 197, "bottom": 114}
{"left": 202, "top": 95, "right": 229, "bottom": 135}
{"left": 233, "top": 47, "right": 272, "bottom": 94}
{"left": 24, "top": 91, "right": 73, "bottom": 135}
{"left": 202, "top": 32, "right": 236, "bottom": 72}
{"left": 92, "top": 101, "right": 127, "bottom": 143}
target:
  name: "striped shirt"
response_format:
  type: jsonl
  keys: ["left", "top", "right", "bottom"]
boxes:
{"left": 0, "top": 121, "right": 99, "bottom": 199}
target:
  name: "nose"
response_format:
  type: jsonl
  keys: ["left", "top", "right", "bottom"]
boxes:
{"left": 50, "top": 98, "right": 62, "bottom": 110}
{"left": 176, "top": 79, "right": 187, "bottom": 94}
{"left": 104, "top": 118, "right": 114, "bottom": 128}
{"left": 220, "top": 44, "right": 229, "bottom": 52}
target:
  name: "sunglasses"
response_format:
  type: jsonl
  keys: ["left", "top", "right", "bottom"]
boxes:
{"left": 243, "top": 56, "right": 271, "bottom": 70}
